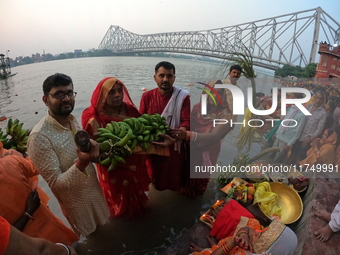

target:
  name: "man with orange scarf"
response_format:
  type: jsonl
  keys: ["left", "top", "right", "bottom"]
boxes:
{"left": 0, "top": 215, "right": 77, "bottom": 255}
{"left": 82, "top": 77, "right": 150, "bottom": 217}
{"left": 0, "top": 142, "right": 78, "bottom": 246}
{"left": 139, "top": 61, "right": 190, "bottom": 192}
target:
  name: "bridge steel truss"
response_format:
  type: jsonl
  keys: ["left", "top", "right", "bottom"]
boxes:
{"left": 98, "top": 7, "right": 340, "bottom": 70}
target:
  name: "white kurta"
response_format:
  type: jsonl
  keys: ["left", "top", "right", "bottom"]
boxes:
{"left": 329, "top": 199, "right": 340, "bottom": 232}
{"left": 28, "top": 114, "right": 110, "bottom": 237}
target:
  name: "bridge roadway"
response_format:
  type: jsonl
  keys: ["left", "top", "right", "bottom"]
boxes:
{"left": 98, "top": 7, "right": 340, "bottom": 70}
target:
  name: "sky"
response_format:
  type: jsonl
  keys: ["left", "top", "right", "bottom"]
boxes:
{"left": 1, "top": 0, "right": 340, "bottom": 58}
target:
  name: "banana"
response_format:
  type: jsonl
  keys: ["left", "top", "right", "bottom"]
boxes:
{"left": 116, "top": 133, "right": 130, "bottom": 147}
{"left": 142, "top": 114, "right": 152, "bottom": 121}
{"left": 98, "top": 127, "right": 112, "bottom": 134}
{"left": 9, "top": 120, "right": 19, "bottom": 136}
{"left": 96, "top": 136, "right": 107, "bottom": 143}
{"left": 154, "top": 113, "right": 162, "bottom": 118}
{"left": 93, "top": 114, "right": 176, "bottom": 173}
{"left": 99, "top": 141, "right": 112, "bottom": 153}
{"left": 22, "top": 136, "right": 29, "bottom": 143}
{"left": 16, "top": 128, "right": 28, "bottom": 141}
{"left": 130, "top": 139, "right": 138, "bottom": 150}
{"left": 144, "top": 125, "right": 153, "bottom": 131}
{"left": 99, "top": 156, "right": 112, "bottom": 166}
{"left": 114, "top": 155, "right": 126, "bottom": 165}
{"left": 6, "top": 118, "right": 12, "bottom": 134}
{"left": 98, "top": 132, "right": 117, "bottom": 140}
{"left": 138, "top": 123, "right": 146, "bottom": 134}
{"left": 106, "top": 123, "right": 114, "bottom": 133}
{"left": 108, "top": 157, "right": 117, "bottom": 172}
{"left": 16, "top": 144, "right": 27, "bottom": 153}
{"left": 118, "top": 122, "right": 127, "bottom": 137}
{"left": 142, "top": 130, "right": 150, "bottom": 135}
{"left": 127, "top": 126, "right": 133, "bottom": 137}
{"left": 123, "top": 145, "right": 132, "bottom": 156}
{"left": 111, "top": 121, "right": 119, "bottom": 135}
{"left": 132, "top": 118, "right": 140, "bottom": 132}
{"left": 138, "top": 117, "right": 150, "bottom": 126}
{"left": 140, "top": 141, "right": 148, "bottom": 151}
{"left": 123, "top": 118, "right": 134, "bottom": 128}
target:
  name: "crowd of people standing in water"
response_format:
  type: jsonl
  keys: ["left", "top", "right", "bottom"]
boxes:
{"left": 0, "top": 60, "right": 340, "bottom": 255}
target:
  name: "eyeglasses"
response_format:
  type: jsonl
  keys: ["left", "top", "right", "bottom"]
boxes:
{"left": 49, "top": 91, "right": 77, "bottom": 100}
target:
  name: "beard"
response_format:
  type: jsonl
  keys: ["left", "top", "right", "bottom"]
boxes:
{"left": 50, "top": 102, "right": 74, "bottom": 116}
{"left": 159, "top": 82, "right": 173, "bottom": 91}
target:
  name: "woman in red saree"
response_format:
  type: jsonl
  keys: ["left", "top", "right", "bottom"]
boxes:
{"left": 189, "top": 200, "right": 297, "bottom": 255}
{"left": 181, "top": 81, "right": 232, "bottom": 197}
{"left": 81, "top": 77, "right": 150, "bottom": 217}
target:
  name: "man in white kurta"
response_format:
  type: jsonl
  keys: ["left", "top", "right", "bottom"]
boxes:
{"left": 28, "top": 73, "right": 109, "bottom": 237}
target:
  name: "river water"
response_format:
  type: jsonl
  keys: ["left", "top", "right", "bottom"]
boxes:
{"left": 0, "top": 56, "right": 275, "bottom": 255}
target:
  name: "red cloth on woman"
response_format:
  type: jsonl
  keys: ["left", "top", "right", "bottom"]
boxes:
{"left": 140, "top": 88, "right": 190, "bottom": 191}
{"left": 82, "top": 77, "right": 150, "bottom": 217}
{"left": 181, "top": 81, "right": 232, "bottom": 197}
{"left": 210, "top": 199, "right": 254, "bottom": 240}
{"left": 0, "top": 216, "right": 10, "bottom": 255}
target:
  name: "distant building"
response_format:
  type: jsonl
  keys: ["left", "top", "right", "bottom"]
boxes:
{"left": 315, "top": 42, "right": 340, "bottom": 85}
{"left": 74, "top": 49, "right": 83, "bottom": 54}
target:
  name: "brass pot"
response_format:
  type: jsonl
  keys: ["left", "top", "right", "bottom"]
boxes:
{"left": 260, "top": 182, "right": 303, "bottom": 225}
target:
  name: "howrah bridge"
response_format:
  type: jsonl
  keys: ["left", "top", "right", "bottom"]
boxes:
{"left": 98, "top": 7, "right": 340, "bottom": 70}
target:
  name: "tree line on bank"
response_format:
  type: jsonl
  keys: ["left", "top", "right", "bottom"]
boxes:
{"left": 8, "top": 49, "right": 220, "bottom": 68}
{"left": 8, "top": 48, "right": 317, "bottom": 79}
{"left": 274, "top": 63, "right": 317, "bottom": 78}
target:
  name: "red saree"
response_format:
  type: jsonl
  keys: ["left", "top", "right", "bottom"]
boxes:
{"left": 82, "top": 77, "right": 150, "bottom": 217}
{"left": 182, "top": 81, "right": 232, "bottom": 197}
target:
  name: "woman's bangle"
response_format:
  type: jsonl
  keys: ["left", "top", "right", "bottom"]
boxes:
{"left": 191, "top": 131, "right": 198, "bottom": 142}
{"left": 220, "top": 241, "right": 231, "bottom": 254}
{"left": 56, "top": 243, "right": 71, "bottom": 255}
{"left": 186, "top": 131, "right": 198, "bottom": 142}
{"left": 24, "top": 212, "right": 35, "bottom": 221}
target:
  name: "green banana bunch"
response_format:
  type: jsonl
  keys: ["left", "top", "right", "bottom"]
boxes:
{"left": 0, "top": 128, "right": 9, "bottom": 143}
{"left": 1, "top": 118, "right": 30, "bottom": 153}
{"left": 96, "top": 113, "right": 170, "bottom": 171}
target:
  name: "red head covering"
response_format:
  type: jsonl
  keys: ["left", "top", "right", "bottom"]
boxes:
{"left": 81, "top": 77, "right": 140, "bottom": 130}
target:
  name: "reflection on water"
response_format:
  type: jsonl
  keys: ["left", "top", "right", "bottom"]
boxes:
{"left": 0, "top": 57, "right": 274, "bottom": 254}
{"left": 0, "top": 79, "right": 14, "bottom": 116}
{"left": 75, "top": 181, "right": 224, "bottom": 255}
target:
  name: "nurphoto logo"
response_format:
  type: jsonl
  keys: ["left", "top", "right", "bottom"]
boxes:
{"left": 198, "top": 84, "right": 311, "bottom": 128}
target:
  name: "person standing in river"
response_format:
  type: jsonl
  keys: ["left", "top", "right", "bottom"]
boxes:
{"left": 139, "top": 61, "right": 190, "bottom": 192}
{"left": 82, "top": 77, "right": 150, "bottom": 217}
{"left": 27, "top": 73, "right": 110, "bottom": 239}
